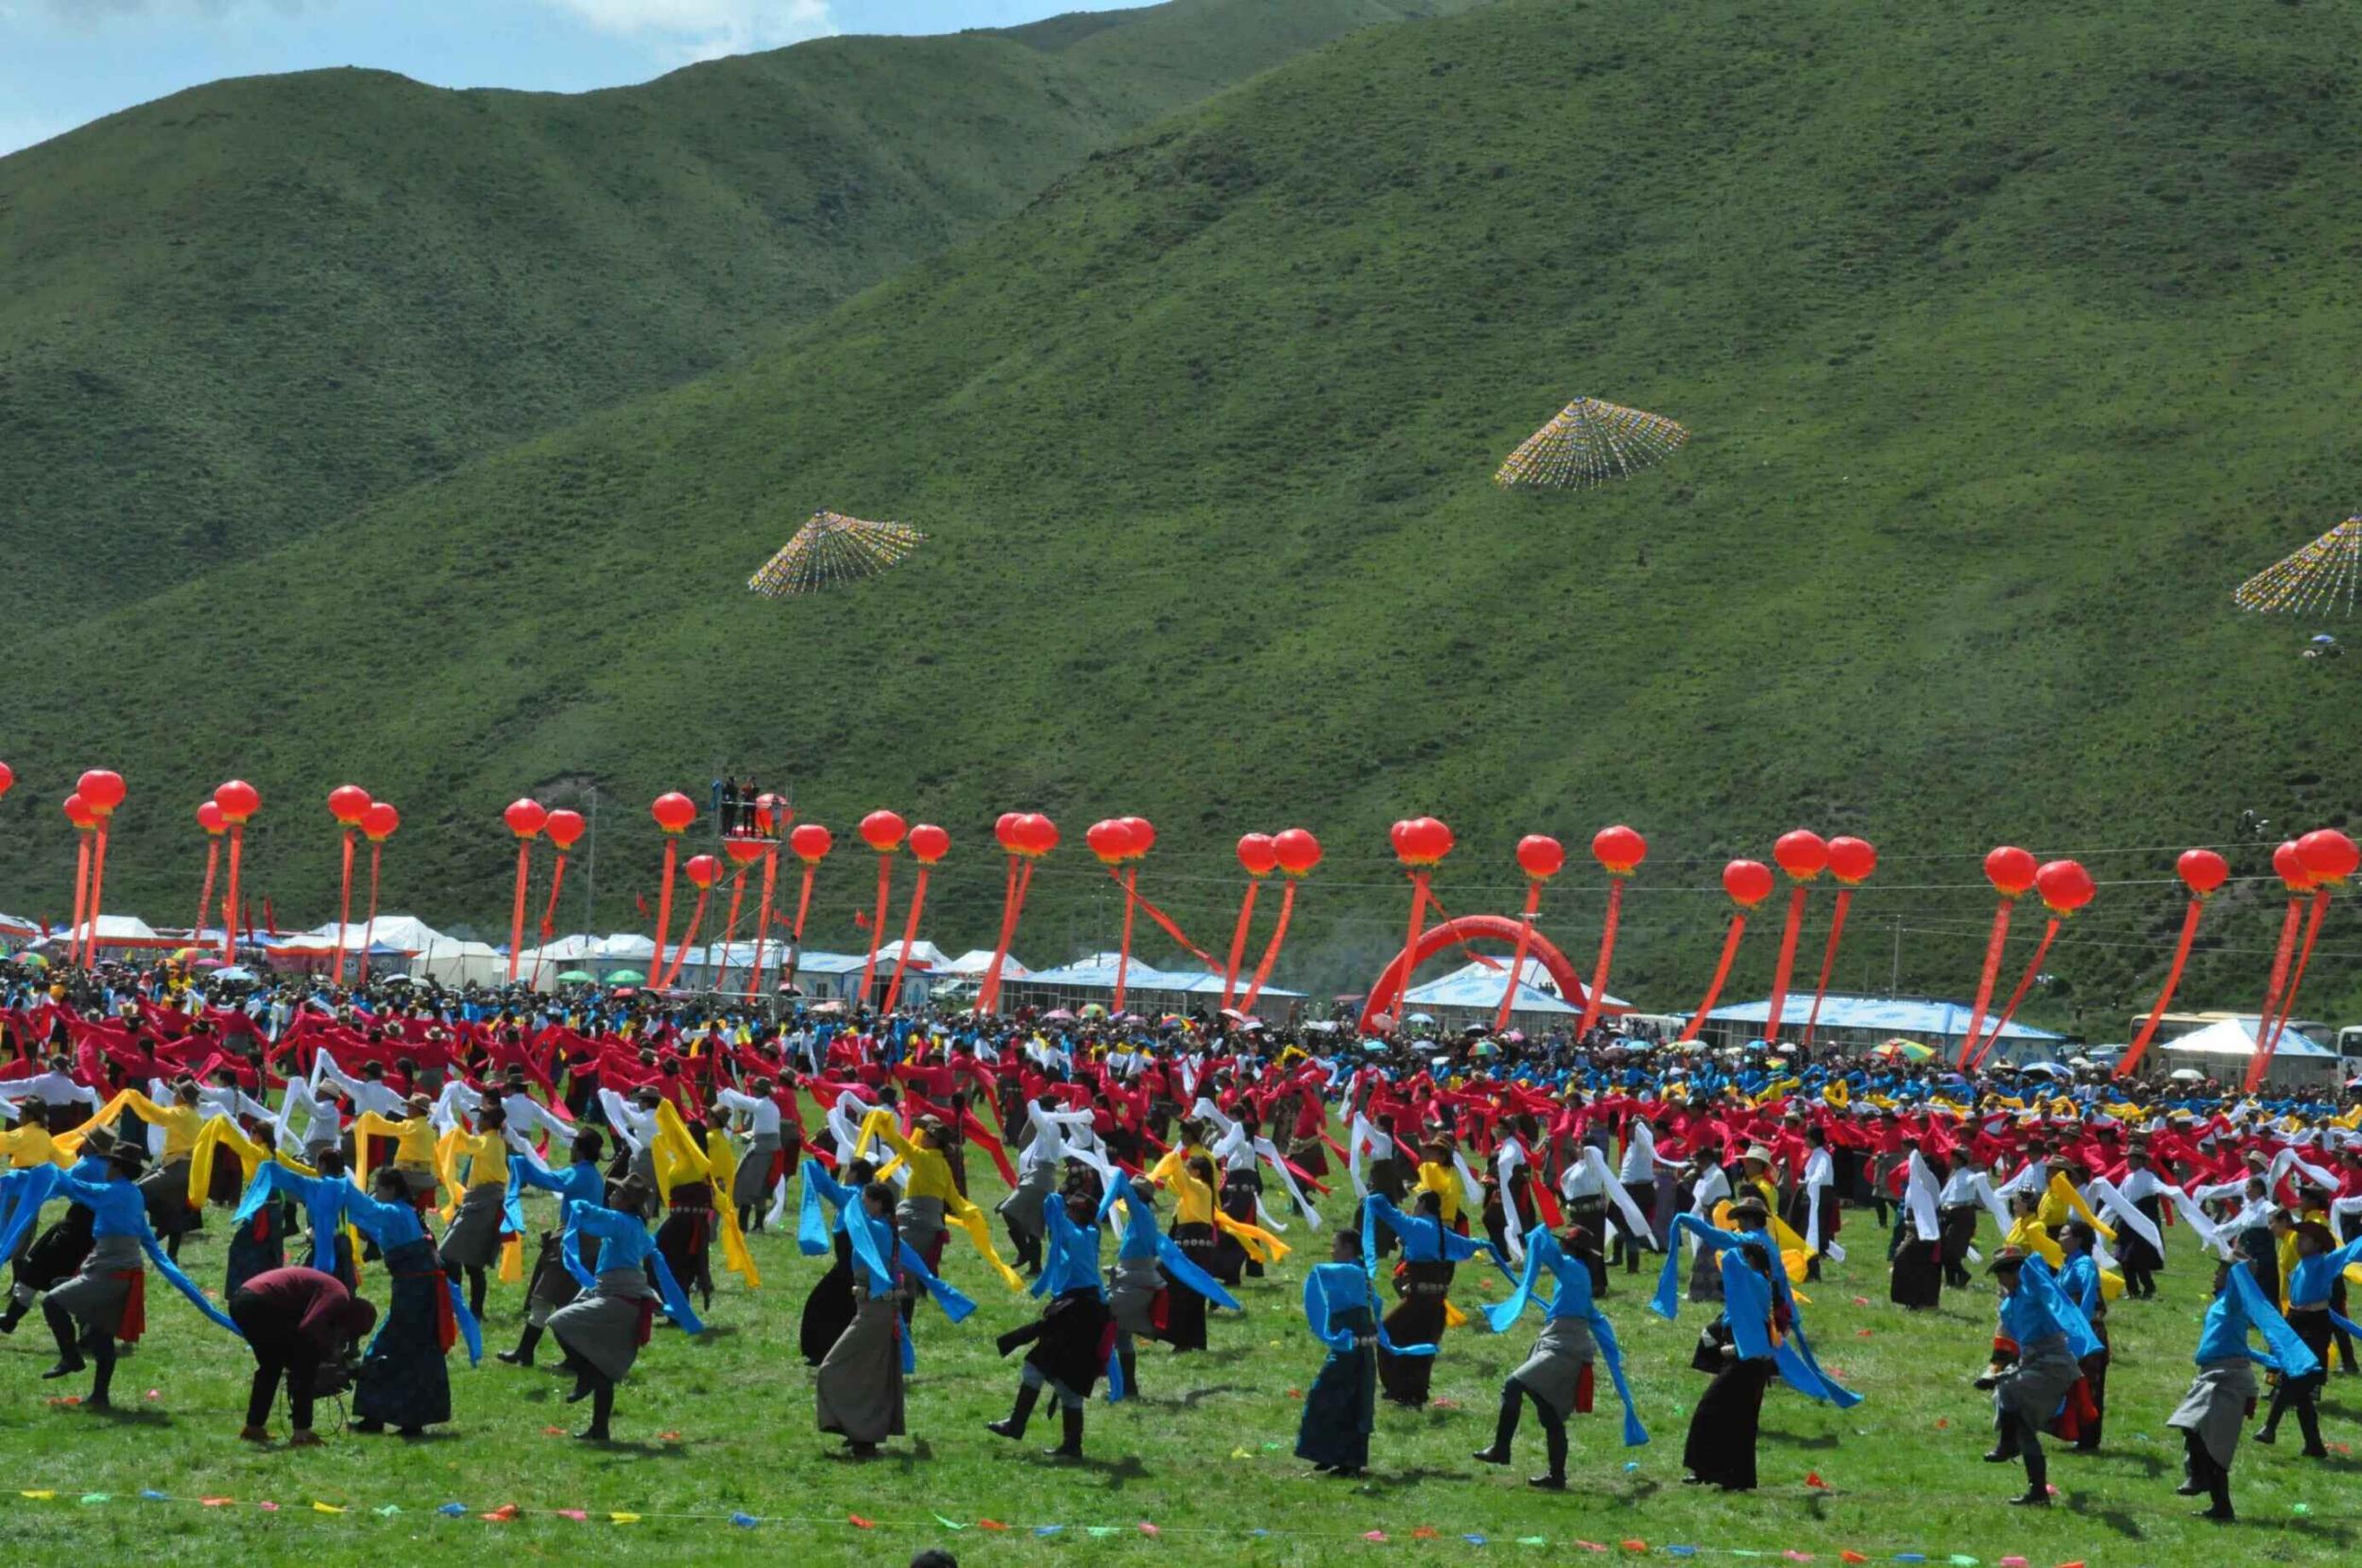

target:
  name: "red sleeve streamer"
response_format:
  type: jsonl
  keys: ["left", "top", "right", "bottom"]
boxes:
{"left": 980, "top": 859, "right": 1034, "bottom": 1015}
{"left": 651, "top": 839, "right": 679, "bottom": 985}
{"left": 505, "top": 840, "right": 534, "bottom": 984}
{"left": 1965, "top": 917, "right": 2061, "bottom": 1071}
{"left": 855, "top": 854, "right": 896, "bottom": 1008}
{"left": 2114, "top": 897, "right": 2207, "bottom": 1080}
{"left": 1800, "top": 888, "right": 1853, "bottom": 1048}
{"left": 1494, "top": 879, "right": 1546, "bottom": 1034}
{"left": 881, "top": 865, "right": 933, "bottom": 1014}
{"left": 710, "top": 866, "right": 751, "bottom": 996}
{"left": 2248, "top": 891, "right": 2326, "bottom": 1093}
{"left": 1570, "top": 876, "right": 1626, "bottom": 1043}
{"left": 1221, "top": 878, "right": 1264, "bottom": 1012}
{"left": 334, "top": 828, "right": 355, "bottom": 981}
{"left": 747, "top": 847, "right": 781, "bottom": 999}
{"left": 358, "top": 840, "right": 385, "bottom": 987}
{"left": 659, "top": 884, "right": 713, "bottom": 992}
{"left": 194, "top": 838, "right": 221, "bottom": 943}
{"left": 220, "top": 825, "right": 246, "bottom": 964}
{"left": 1677, "top": 912, "right": 1749, "bottom": 1043}
{"left": 1760, "top": 884, "right": 1810, "bottom": 1045}
{"left": 1955, "top": 899, "right": 2017, "bottom": 1067}
{"left": 68, "top": 831, "right": 93, "bottom": 968}
{"left": 1112, "top": 865, "right": 1140, "bottom": 1015}
{"left": 1238, "top": 878, "right": 1298, "bottom": 1017}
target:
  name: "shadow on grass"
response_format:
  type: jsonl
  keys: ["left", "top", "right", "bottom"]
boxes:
{"left": 1351, "top": 1464, "right": 1460, "bottom": 1493}
{"left": 2061, "top": 1492, "right": 2146, "bottom": 1540}
{"left": 1759, "top": 1428, "right": 1840, "bottom": 1450}
{"left": 2074, "top": 1446, "right": 2165, "bottom": 1479}
{"left": 1172, "top": 1384, "right": 1250, "bottom": 1406}
{"left": 691, "top": 1324, "right": 743, "bottom": 1342}
{"left": 66, "top": 1406, "right": 171, "bottom": 1429}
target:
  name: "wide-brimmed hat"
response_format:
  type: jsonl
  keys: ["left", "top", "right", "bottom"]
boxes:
{"left": 106, "top": 1143, "right": 148, "bottom": 1177}
{"left": 1986, "top": 1245, "right": 2029, "bottom": 1274}
{"left": 2297, "top": 1219, "right": 2338, "bottom": 1253}
{"left": 1727, "top": 1194, "right": 1770, "bottom": 1222}
{"left": 1742, "top": 1144, "right": 1773, "bottom": 1165}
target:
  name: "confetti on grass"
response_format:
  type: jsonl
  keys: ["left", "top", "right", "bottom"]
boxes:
{"left": 1494, "top": 398, "right": 1688, "bottom": 490}
{"left": 748, "top": 511, "right": 926, "bottom": 598}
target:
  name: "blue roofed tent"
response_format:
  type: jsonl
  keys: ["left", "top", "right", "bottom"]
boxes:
{"left": 1399, "top": 958, "right": 1631, "bottom": 1032}
{"left": 1698, "top": 993, "right": 2063, "bottom": 1055}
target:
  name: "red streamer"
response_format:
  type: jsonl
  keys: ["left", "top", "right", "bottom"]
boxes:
{"left": 748, "top": 847, "right": 781, "bottom": 999}
{"left": 530, "top": 852, "right": 572, "bottom": 990}
{"left": 194, "top": 839, "right": 221, "bottom": 942}
{"left": 333, "top": 829, "right": 355, "bottom": 982}
{"left": 659, "top": 885, "right": 712, "bottom": 991}
{"left": 2114, "top": 898, "right": 2206, "bottom": 1079}
{"left": 1386, "top": 871, "right": 1431, "bottom": 1031}
{"left": 856, "top": 855, "right": 895, "bottom": 1008}
{"left": 1677, "top": 913, "right": 1749, "bottom": 1042}
{"left": 782, "top": 860, "right": 821, "bottom": 998}
{"left": 1760, "top": 884, "right": 1810, "bottom": 1045}
{"left": 1239, "top": 878, "right": 1298, "bottom": 1017}
{"left": 1112, "top": 865, "right": 1140, "bottom": 1015}
{"left": 219, "top": 826, "right": 246, "bottom": 964}
{"left": 710, "top": 866, "right": 750, "bottom": 996}
{"left": 358, "top": 842, "right": 384, "bottom": 987}
{"left": 505, "top": 841, "right": 533, "bottom": 984}
{"left": 1800, "top": 889, "right": 1854, "bottom": 1048}
{"left": 980, "top": 861, "right": 1035, "bottom": 1014}
{"left": 1956, "top": 899, "right": 2016, "bottom": 1067}
{"left": 86, "top": 827, "right": 112, "bottom": 967}
{"left": 1221, "top": 878, "right": 1264, "bottom": 1012}
{"left": 651, "top": 840, "right": 679, "bottom": 984}
{"left": 2249, "top": 891, "right": 2326, "bottom": 1092}
{"left": 1494, "top": 880, "right": 1546, "bottom": 1034}
{"left": 1571, "top": 877, "right": 1626, "bottom": 1043}
{"left": 1966, "top": 917, "right": 2061, "bottom": 1072}
{"left": 882, "top": 866, "right": 932, "bottom": 1014}
{"left": 68, "top": 832, "right": 92, "bottom": 968}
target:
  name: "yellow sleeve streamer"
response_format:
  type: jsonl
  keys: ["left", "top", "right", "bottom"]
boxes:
{"left": 2046, "top": 1171, "right": 2115, "bottom": 1243}
{"left": 54, "top": 1087, "right": 143, "bottom": 1155}
{"left": 647, "top": 1101, "right": 757, "bottom": 1287}
{"left": 1212, "top": 1209, "right": 1290, "bottom": 1265}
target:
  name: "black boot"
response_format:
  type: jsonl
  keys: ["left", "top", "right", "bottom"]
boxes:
{"left": 576, "top": 1379, "right": 613, "bottom": 1442}
{"left": 1530, "top": 1417, "right": 1568, "bottom": 1490}
{"left": 0, "top": 1297, "right": 26, "bottom": 1336}
{"left": 468, "top": 1268, "right": 487, "bottom": 1323}
{"left": 2255, "top": 1386, "right": 2288, "bottom": 1444}
{"left": 566, "top": 1363, "right": 597, "bottom": 1404}
{"left": 39, "top": 1302, "right": 83, "bottom": 1378}
{"left": 2199, "top": 1474, "right": 2234, "bottom": 1522}
{"left": 2011, "top": 1450, "right": 2049, "bottom": 1507}
{"left": 1118, "top": 1349, "right": 1138, "bottom": 1400}
{"left": 498, "top": 1324, "right": 542, "bottom": 1367}
{"left": 1047, "top": 1404, "right": 1084, "bottom": 1459}
{"left": 1472, "top": 1382, "right": 1521, "bottom": 1465}
{"left": 86, "top": 1341, "right": 116, "bottom": 1409}
{"left": 2296, "top": 1397, "right": 2327, "bottom": 1458}
{"left": 1981, "top": 1413, "right": 2020, "bottom": 1463}
{"left": 986, "top": 1382, "right": 1039, "bottom": 1440}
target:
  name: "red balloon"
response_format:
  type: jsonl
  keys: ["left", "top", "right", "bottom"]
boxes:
{"left": 1984, "top": 845, "right": 2038, "bottom": 898}
{"left": 360, "top": 802, "right": 400, "bottom": 843}
{"left": 650, "top": 792, "right": 696, "bottom": 835}
{"left": 1118, "top": 817, "right": 1155, "bottom": 859}
{"left": 1389, "top": 820, "right": 1413, "bottom": 859}
{"left": 1396, "top": 815, "right": 1454, "bottom": 867}
{"left": 723, "top": 837, "right": 768, "bottom": 866}
{"left": 754, "top": 793, "right": 790, "bottom": 836}
{"left": 196, "top": 800, "right": 228, "bottom": 836}
{"left": 1515, "top": 834, "right": 1566, "bottom": 880}
{"left": 1274, "top": 827, "right": 1323, "bottom": 877}
{"left": 995, "top": 812, "right": 1022, "bottom": 851}
{"left": 789, "top": 823, "right": 834, "bottom": 864}
{"left": 214, "top": 779, "right": 260, "bottom": 825}
{"left": 1722, "top": 859, "right": 1774, "bottom": 909}
{"left": 504, "top": 798, "right": 548, "bottom": 840}
{"left": 62, "top": 793, "right": 95, "bottom": 831}
{"left": 859, "top": 810, "right": 908, "bottom": 853}
{"left": 1592, "top": 825, "right": 1647, "bottom": 877}
{"left": 2034, "top": 858, "right": 2096, "bottom": 916}
{"left": 908, "top": 823, "right": 951, "bottom": 864}
{"left": 1086, "top": 818, "right": 1135, "bottom": 865}
{"left": 1773, "top": 829, "right": 1828, "bottom": 881}
{"left": 77, "top": 770, "right": 126, "bottom": 817}
{"left": 326, "top": 784, "right": 372, "bottom": 826}
{"left": 544, "top": 809, "right": 586, "bottom": 851}
{"left": 0, "top": 762, "right": 13, "bottom": 800}
{"left": 2274, "top": 839, "right": 2314, "bottom": 892}
{"left": 1826, "top": 835, "right": 1877, "bottom": 886}
{"left": 1017, "top": 813, "right": 1059, "bottom": 858}
{"left": 1237, "top": 833, "right": 1279, "bottom": 877}
{"left": 685, "top": 853, "right": 723, "bottom": 890}
{"left": 2176, "top": 847, "right": 2228, "bottom": 897}
{"left": 2296, "top": 828, "right": 2360, "bottom": 886}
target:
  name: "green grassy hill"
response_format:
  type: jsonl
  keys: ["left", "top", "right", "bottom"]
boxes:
{"left": 11, "top": 0, "right": 2362, "bottom": 1025}
{"left": 0, "top": 0, "right": 1481, "bottom": 636}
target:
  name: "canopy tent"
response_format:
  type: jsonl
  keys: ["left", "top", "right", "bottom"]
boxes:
{"left": 1007, "top": 951, "right": 1304, "bottom": 1013}
{"left": 40, "top": 914, "right": 179, "bottom": 952}
{"left": 943, "top": 948, "right": 1031, "bottom": 980}
{"left": 295, "top": 914, "right": 452, "bottom": 953}
{"left": 1698, "top": 993, "right": 2062, "bottom": 1054}
{"left": 872, "top": 939, "right": 950, "bottom": 971}
{"left": 0, "top": 912, "right": 41, "bottom": 943}
{"left": 1398, "top": 958, "right": 1632, "bottom": 1031}
{"left": 2158, "top": 1015, "right": 2340, "bottom": 1088}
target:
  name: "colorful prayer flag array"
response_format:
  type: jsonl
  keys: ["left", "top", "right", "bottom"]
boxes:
{"left": 2234, "top": 514, "right": 2362, "bottom": 616}
{"left": 1494, "top": 398, "right": 1688, "bottom": 490}
{"left": 747, "top": 510, "right": 926, "bottom": 598}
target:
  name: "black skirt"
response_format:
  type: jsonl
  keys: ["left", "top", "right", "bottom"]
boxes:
{"left": 799, "top": 1232, "right": 855, "bottom": 1367}
{"left": 2118, "top": 1198, "right": 2165, "bottom": 1274}
{"left": 1024, "top": 1287, "right": 1113, "bottom": 1400}
{"left": 1685, "top": 1355, "right": 1774, "bottom": 1489}
{"left": 1165, "top": 1222, "right": 1215, "bottom": 1351}
{"left": 15, "top": 1209, "right": 94, "bottom": 1294}
{"left": 1295, "top": 1306, "right": 1376, "bottom": 1471}
{"left": 1378, "top": 1259, "right": 1451, "bottom": 1405}
{"left": 223, "top": 1198, "right": 286, "bottom": 1299}
{"left": 353, "top": 1237, "right": 453, "bottom": 1429}
{"left": 1938, "top": 1205, "right": 1979, "bottom": 1267}
{"left": 1890, "top": 1236, "right": 1943, "bottom": 1308}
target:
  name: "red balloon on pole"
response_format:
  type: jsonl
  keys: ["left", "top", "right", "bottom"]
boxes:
{"left": 2119, "top": 846, "right": 2233, "bottom": 1080}
{"left": 789, "top": 823, "right": 834, "bottom": 863}
{"left": 1515, "top": 835, "right": 1566, "bottom": 880}
{"left": 504, "top": 798, "right": 548, "bottom": 840}
{"left": 1592, "top": 825, "right": 1647, "bottom": 877}
{"left": 1273, "top": 828, "right": 1322, "bottom": 877}
{"left": 1119, "top": 817, "right": 1155, "bottom": 860}
{"left": 1018, "top": 813, "right": 1059, "bottom": 857}
{"left": 545, "top": 809, "right": 586, "bottom": 851}
{"left": 883, "top": 827, "right": 950, "bottom": 1010}
{"left": 214, "top": 779, "right": 260, "bottom": 825}
{"left": 1721, "top": 859, "right": 1774, "bottom": 909}
{"left": 62, "top": 793, "right": 95, "bottom": 831}
{"left": 2272, "top": 839, "right": 2313, "bottom": 892}
{"left": 652, "top": 793, "right": 696, "bottom": 835}
{"left": 982, "top": 812, "right": 1055, "bottom": 1014}
{"left": 2033, "top": 858, "right": 2096, "bottom": 916}
{"left": 328, "top": 786, "right": 371, "bottom": 982}
{"left": 1984, "top": 845, "right": 2038, "bottom": 898}
{"left": 1241, "top": 827, "right": 1321, "bottom": 1015}
{"left": 1805, "top": 837, "right": 1877, "bottom": 1046}
{"left": 327, "top": 784, "right": 372, "bottom": 827}
{"left": 1086, "top": 819, "right": 1134, "bottom": 865}
{"left": 995, "top": 812, "right": 1022, "bottom": 851}
{"left": 722, "top": 837, "right": 767, "bottom": 866}
{"left": 686, "top": 854, "right": 722, "bottom": 889}
{"left": 193, "top": 799, "right": 228, "bottom": 943}
{"left": 1237, "top": 833, "right": 1279, "bottom": 878}
{"left": 2296, "top": 828, "right": 2359, "bottom": 886}
{"left": 1772, "top": 829, "right": 1828, "bottom": 881}
{"left": 62, "top": 793, "right": 94, "bottom": 967}
{"left": 1678, "top": 861, "right": 1772, "bottom": 1043}
{"left": 77, "top": 770, "right": 125, "bottom": 818}
{"left": 859, "top": 810, "right": 908, "bottom": 854}
{"left": 907, "top": 824, "right": 950, "bottom": 864}
{"left": 197, "top": 801, "right": 227, "bottom": 834}
{"left": 1396, "top": 816, "right": 1453, "bottom": 867}
{"left": 2176, "top": 847, "right": 2228, "bottom": 896}
{"left": 356, "top": 801, "right": 398, "bottom": 984}
{"left": 754, "top": 793, "right": 790, "bottom": 836}
{"left": 0, "top": 761, "right": 13, "bottom": 799}
{"left": 1826, "top": 835, "right": 1877, "bottom": 886}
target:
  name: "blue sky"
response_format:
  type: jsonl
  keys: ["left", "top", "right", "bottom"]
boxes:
{"left": 0, "top": 0, "right": 1137, "bottom": 155}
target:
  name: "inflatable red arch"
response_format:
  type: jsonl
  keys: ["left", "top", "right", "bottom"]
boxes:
{"left": 1355, "top": 913, "right": 1618, "bottom": 1036}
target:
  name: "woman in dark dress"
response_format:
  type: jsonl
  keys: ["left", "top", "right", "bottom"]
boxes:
{"left": 1296, "top": 1229, "right": 1385, "bottom": 1476}
{"left": 1682, "top": 1239, "right": 1785, "bottom": 1491}
{"left": 348, "top": 1167, "right": 456, "bottom": 1436}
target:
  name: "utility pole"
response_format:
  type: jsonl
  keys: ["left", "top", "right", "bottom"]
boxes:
{"left": 583, "top": 786, "right": 598, "bottom": 935}
{"left": 1890, "top": 916, "right": 1902, "bottom": 996}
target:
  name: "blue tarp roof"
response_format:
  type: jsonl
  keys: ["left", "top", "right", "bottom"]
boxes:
{"left": 1401, "top": 959, "right": 1628, "bottom": 1016}
{"left": 1703, "top": 993, "right": 2062, "bottom": 1041}
{"left": 1019, "top": 953, "right": 1303, "bottom": 1000}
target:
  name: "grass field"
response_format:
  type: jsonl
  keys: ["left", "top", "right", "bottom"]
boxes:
{"left": 0, "top": 1150, "right": 2353, "bottom": 1567}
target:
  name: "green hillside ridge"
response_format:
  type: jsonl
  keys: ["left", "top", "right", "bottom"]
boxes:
{"left": 9, "top": 0, "right": 2362, "bottom": 1028}
{"left": 0, "top": 0, "right": 1483, "bottom": 636}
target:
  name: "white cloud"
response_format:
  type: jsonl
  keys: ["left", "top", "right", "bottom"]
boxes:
{"left": 35, "top": 0, "right": 316, "bottom": 18}
{"left": 540, "top": 0, "right": 835, "bottom": 63}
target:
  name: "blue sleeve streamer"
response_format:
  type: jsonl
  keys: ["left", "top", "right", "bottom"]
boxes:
{"left": 1152, "top": 1230, "right": 1241, "bottom": 1313}
{"left": 142, "top": 1233, "right": 243, "bottom": 1338}
{"left": 796, "top": 1158, "right": 839, "bottom": 1257}
{"left": 1487, "top": 1228, "right": 1549, "bottom": 1334}
{"left": 0, "top": 1166, "right": 64, "bottom": 1261}
{"left": 844, "top": 1210, "right": 894, "bottom": 1299}
{"left": 561, "top": 1209, "right": 596, "bottom": 1291}
{"left": 230, "top": 1161, "right": 284, "bottom": 1229}
{"left": 896, "top": 1237, "right": 977, "bottom": 1323}
{"left": 648, "top": 1247, "right": 705, "bottom": 1335}
{"left": 1303, "top": 1268, "right": 1350, "bottom": 1353}
{"left": 446, "top": 1277, "right": 483, "bottom": 1364}
{"left": 2227, "top": 1257, "right": 2319, "bottom": 1380}
{"left": 1588, "top": 1306, "right": 1649, "bottom": 1447}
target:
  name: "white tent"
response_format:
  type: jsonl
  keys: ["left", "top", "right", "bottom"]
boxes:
{"left": 943, "top": 948, "right": 1030, "bottom": 979}
{"left": 43, "top": 914, "right": 172, "bottom": 950}
{"left": 873, "top": 940, "right": 951, "bottom": 970}
{"left": 1400, "top": 957, "right": 1629, "bottom": 1028}
{"left": 295, "top": 914, "right": 447, "bottom": 953}
{"left": 2159, "top": 1015, "right": 2340, "bottom": 1087}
